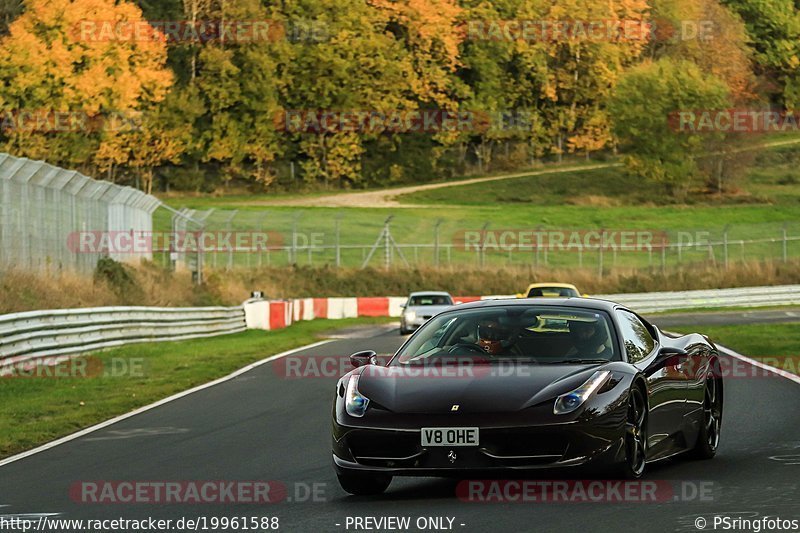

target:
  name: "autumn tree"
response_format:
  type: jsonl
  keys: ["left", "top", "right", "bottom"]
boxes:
{"left": 0, "top": 0, "right": 174, "bottom": 183}
{"left": 720, "top": 0, "right": 800, "bottom": 109}
{"left": 0, "top": 0, "right": 22, "bottom": 35}
{"left": 609, "top": 58, "right": 730, "bottom": 198}
{"left": 280, "top": 0, "right": 418, "bottom": 187}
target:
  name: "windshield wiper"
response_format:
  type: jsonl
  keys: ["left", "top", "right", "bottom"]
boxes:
{"left": 546, "top": 359, "right": 610, "bottom": 365}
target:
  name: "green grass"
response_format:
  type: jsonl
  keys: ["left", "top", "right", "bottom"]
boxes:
{"left": 159, "top": 158, "right": 608, "bottom": 208}
{"left": 397, "top": 156, "right": 800, "bottom": 209}
{"left": 647, "top": 304, "right": 800, "bottom": 316}
{"left": 152, "top": 202, "right": 800, "bottom": 271}
{"left": 0, "top": 317, "right": 392, "bottom": 458}
{"left": 670, "top": 323, "right": 800, "bottom": 374}
{"left": 153, "top": 141, "right": 800, "bottom": 270}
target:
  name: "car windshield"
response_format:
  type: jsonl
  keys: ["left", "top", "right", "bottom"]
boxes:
{"left": 408, "top": 295, "right": 453, "bottom": 306}
{"left": 393, "top": 305, "right": 618, "bottom": 365}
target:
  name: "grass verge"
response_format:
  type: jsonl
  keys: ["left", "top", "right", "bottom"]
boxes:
{"left": 647, "top": 304, "right": 800, "bottom": 316}
{"left": 0, "top": 317, "right": 393, "bottom": 459}
{"left": 670, "top": 323, "right": 800, "bottom": 374}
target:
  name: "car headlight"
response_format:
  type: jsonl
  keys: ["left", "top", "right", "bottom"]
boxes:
{"left": 345, "top": 374, "right": 370, "bottom": 417}
{"left": 404, "top": 310, "right": 416, "bottom": 321}
{"left": 553, "top": 370, "right": 611, "bottom": 415}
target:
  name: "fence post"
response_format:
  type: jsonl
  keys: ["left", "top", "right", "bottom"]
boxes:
{"left": 225, "top": 210, "right": 238, "bottom": 271}
{"left": 479, "top": 222, "right": 490, "bottom": 267}
{"left": 723, "top": 225, "right": 729, "bottom": 270}
{"left": 434, "top": 219, "right": 442, "bottom": 267}
{"left": 783, "top": 225, "right": 788, "bottom": 262}
{"left": 598, "top": 229, "right": 604, "bottom": 278}
{"left": 256, "top": 211, "right": 267, "bottom": 268}
{"left": 335, "top": 213, "right": 343, "bottom": 268}
{"left": 290, "top": 211, "right": 302, "bottom": 266}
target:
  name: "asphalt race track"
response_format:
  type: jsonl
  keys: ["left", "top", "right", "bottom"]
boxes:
{"left": 1, "top": 320, "right": 799, "bottom": 533}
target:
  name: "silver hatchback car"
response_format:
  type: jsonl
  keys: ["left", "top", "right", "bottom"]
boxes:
{"left": 399, "top": 291, "right": 455, "bottom": 335}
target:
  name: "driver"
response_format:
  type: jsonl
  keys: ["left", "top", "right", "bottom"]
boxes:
{"left": 567, "top": 320, "right": 612, "bottom": 358}
{"left": 476, "top": 319, "right": 520, "bottom": 356}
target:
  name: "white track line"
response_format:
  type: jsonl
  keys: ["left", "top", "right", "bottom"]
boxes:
{"left": 718, "top": 345, "right": 800, "bottom": 386}
{"left": 0, "top": 339, "right": 333, "bottom": 468}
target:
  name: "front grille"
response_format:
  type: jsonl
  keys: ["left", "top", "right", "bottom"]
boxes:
{"left": 349, "top": 430, "right": 420, "bottom": 462}
{"left": 480, "top": 430, "right": 568, "bottom": 459}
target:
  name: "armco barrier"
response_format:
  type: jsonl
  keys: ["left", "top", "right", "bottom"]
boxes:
{"left": 593, "top": 284, "right": 800, "bottom": 313}
{"left": 0, "top": 306, "right": 246, "bottom": 367}
{"left": 243, "top": 285, "right": 800, "bottom": 332}
{"left": 3, "top": 285, "right": 797, "bottom": 365}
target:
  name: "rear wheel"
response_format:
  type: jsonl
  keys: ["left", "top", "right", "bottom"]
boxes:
{"left": 616, "top": 387, "right": 647, "bottom": 479}
{"left": 337, "top": 472, "right": 392, "bottom": 495}
{"left": 691, "top": 374, "right": 722, "bottom": 459}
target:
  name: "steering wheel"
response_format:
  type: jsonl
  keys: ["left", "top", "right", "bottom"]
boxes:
{"left": 448, "top": 343, "right": 489, "bottom": 356}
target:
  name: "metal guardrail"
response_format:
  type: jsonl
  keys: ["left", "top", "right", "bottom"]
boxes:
{"left": 594, "top": 285, "right": 800, "bottom": 313}
{"left": 0, "top": 306, "right": 246, "bottom": 367}
{"left": 1, "top": 284, "right": 797, "bottom": 368}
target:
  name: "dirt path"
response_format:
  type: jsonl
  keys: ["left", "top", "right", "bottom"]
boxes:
{"left": 240, "top": 163, "right": 619, "bottom": 208}
{"left": 230, "top": 137, "right": 800, "bottom": 208}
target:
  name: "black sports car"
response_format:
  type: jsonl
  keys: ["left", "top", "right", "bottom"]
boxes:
{"left": 332, "top": 298, "right": 722, "bottom": 495}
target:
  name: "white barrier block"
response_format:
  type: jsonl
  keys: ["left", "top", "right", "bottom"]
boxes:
{"left": 388, "top": 297, "right": 406, "bottom": 317}
{"left": 292, "top": 299, "right": 302, "bottom": 322}
{"left": 285, "top": 300, "right": 294, "bottom": 327}
{"left": 243, "top": 300, "right": 270, "bottom": 330}
{"left": 342, "top": 297, "right": 358, "bottom": 318}
{"left": 327, "top": 298, "right": 345, "bottom": 319}
{"left": 302, "top": 298, "right": 315, "bottom": 321}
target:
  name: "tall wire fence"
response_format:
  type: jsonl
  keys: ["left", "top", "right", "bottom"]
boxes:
{"left": 0, "top": 153, "right": 161, "bottom": 275}
{"left": 1, "top": 151, "right": 797, "bottom": 280}
{"left": 164, "top": 208, "right": 800, "bottom": 276}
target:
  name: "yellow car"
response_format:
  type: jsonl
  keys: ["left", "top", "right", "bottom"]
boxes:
{"left": 517, "top": 282, "right": 586, "bottom": 298}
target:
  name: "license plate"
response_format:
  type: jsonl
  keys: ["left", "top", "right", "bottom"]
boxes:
{"left": 421, "top": 427, "right": 479, "bottom": 446}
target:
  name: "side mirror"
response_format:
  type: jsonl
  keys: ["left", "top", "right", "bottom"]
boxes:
{"left": 655, "top": 346, "right": 689, "bottom": 366}
{"left": 350, "top": 350, "right": 378, "bottom": 368}
{"left": 582, "top": 293, "right": 590, "bottom": 298}
{"left": 400, "top": 303, "right": 406, "bottom": 309}
{"left": 454, "top": 300, "right": 463, "bottom": 305}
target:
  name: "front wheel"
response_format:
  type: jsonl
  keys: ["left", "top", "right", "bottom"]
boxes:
{"left": 337, "top": 472, "right": 392, "bottom": 495}
{"left": 615, "top": 387, "right": 648, "bottom": 479}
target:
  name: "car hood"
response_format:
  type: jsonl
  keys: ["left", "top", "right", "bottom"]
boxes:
{"left": 356, "top": 363, "right": 603, "bottom": 414}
